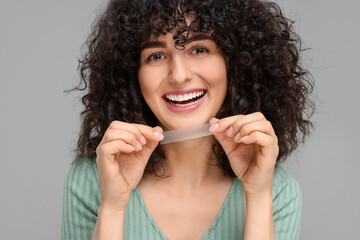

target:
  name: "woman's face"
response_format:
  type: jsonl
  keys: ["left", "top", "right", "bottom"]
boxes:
{"left": 138, "top": 32, "right": 227, "bottom": 130}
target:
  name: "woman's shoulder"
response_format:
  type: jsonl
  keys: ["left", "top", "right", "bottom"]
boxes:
{"left": 62, "top": 156, "right": 100, "bottom": 239}
{"left": 66, "top": 155, "right": 98, "bottom": 176}
{"left": 64, "top": 155, "right": 100, "bottom": 192}
{"left": 272, "top": 164, "right": 302, "bottom": 202}
{"left": 273, "top": 164, "right": 300, "bottom": 188}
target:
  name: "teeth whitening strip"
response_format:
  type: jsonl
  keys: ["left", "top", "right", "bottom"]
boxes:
{"left": 160, "top": 123, "right": 214, "bottom": 144}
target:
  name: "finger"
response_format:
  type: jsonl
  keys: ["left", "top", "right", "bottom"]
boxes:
{"left": 209, "top": 116, "right": 238, "bottom": 142}
{"left": 210, "top": 126, "right": 238, "bottom": 156}
{"left": 102, "top": 129, "right": 143, "bottom": 151}
{"left": 233, "top": 120, "right": 276, "bottom": 143}
{"left": 109, "top": 121, "right": 144, "bottom": 143}
{"left": 111, "top": 121, "right": 164, "bottom": 144}
{"left": 108, "top": 121, "right": 164, "bottom": 148}
{"left": 96, "top": 140, "right": 138, "bottom": 175}
{"left": 99, "top": 139, "right": 137, "bottom": 156}
{"left": 226, "top": 113, "right": 269, "bottom": 138}
{"left": 240, "top": 131, "right": 275, "bottom": 146}
{"left": 240, "top": 132, "right": 279, "bottom": 160}
{"left": 130, "top": 127, "right": 163, "bottom": 158}
{"left": 209, "top": 115, "right": 241, "bottom": 133}
{"left": 209, "top": 112, "right": 266, "bottom": 135}
{"left": 133, "top": 124, "right": 164, "bottom": 144}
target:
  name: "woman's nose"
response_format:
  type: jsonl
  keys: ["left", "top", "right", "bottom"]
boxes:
{"left": 169, "top": 55, "right": 192, "bottom": 84}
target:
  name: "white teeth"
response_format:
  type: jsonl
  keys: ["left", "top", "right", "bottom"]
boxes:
{"left": 165, "top": 90, "right": 205, "bottom": 102}
{"left": 171, "top": 98, "right": 201, "bottom": 107}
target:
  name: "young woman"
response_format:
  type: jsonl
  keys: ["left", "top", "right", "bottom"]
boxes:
{"left": 62, "top": 0, "right": 314, "bottom": 239}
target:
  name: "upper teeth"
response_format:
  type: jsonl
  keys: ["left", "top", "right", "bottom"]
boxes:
{"left": 165, "top": 90, "right": 205, "bottom": 102}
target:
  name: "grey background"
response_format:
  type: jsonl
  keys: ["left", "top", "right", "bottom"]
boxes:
{"left": 0, "top": 0, "right": 359, "bottom": 239}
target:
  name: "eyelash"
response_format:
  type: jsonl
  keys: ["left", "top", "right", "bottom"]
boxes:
{"left": 145, "top": 46, "right": 210, "bottom": 63}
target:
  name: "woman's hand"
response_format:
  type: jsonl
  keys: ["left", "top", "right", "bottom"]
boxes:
{"left": 209, "top": 112, "right": 279, "bottom": 198}
{"left": 96, "top": 121, "right": 164, "bottom": 211}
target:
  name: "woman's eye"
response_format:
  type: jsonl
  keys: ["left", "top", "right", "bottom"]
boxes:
{"left": 192, "top": 47, "right": 209, "bottom": 55}
{"left": 146, "top": 53, "right": 165, "bottom": 62}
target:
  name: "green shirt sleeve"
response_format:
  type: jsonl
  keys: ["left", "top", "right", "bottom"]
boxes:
{"left": 272, "top": 165, "right": 302, "bottom": 240}
{"left": 61, "top": 157, "right": 100, "bottom": 240}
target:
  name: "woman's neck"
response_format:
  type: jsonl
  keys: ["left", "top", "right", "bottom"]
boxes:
{"left": 154, "top": 136, "right": 226, "bottom": 193}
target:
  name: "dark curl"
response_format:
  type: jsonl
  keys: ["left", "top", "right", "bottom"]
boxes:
{"left": 66, "top": 0, "right": 315, "bottom": 177}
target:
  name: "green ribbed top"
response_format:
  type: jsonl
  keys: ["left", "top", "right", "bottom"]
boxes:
{"left": 62, "top": 156, "right": 302, "bottom": 240}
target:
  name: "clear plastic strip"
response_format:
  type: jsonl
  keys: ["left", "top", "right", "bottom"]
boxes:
{"left": 160, "top": 123, "right": 213, "bottom": 144}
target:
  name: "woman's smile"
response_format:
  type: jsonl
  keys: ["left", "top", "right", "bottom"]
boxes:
{"left": 162, "top": 88, "right": 207, "bottom": 113}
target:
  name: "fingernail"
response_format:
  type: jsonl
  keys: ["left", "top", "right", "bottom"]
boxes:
{"left": 136, "top": 141, "right": 142, "bottom": 150}
{"left": 126, "top": 144, "right": 135, "bottom": 151}
{"left": 156, "top": 126, "right": 163, "bottom": 133}
{"left": 226, "top": 127, "right": 233, "bottom": 136}
{"left": 209, "top": 117, "right": 218, "bottom": 124}
{"left": 154, "top": 131, "right": 164, "bottom": 140}
{"left": 140, "top": 135, "right": 146, "bottom": 145}
{"left": 209, "top": 123, "right": 219, "bottom": 132}
{"left": 239, "top": 135, "right": 249, "bottom": 142}
{"left": 234, "top": 133, "right": 240, "bottom": 142}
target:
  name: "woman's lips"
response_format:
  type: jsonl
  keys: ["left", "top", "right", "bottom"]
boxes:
{"left": 163, "top": 92, "right": 206, "bottom": 113}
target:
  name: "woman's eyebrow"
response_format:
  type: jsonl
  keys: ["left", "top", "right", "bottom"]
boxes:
{"left": 141, "top": 33, "right": 212, "bottom": 50}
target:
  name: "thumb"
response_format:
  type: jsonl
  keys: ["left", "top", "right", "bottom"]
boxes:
{"left": 140, "top": 126, "right": 164, "bottom": 156}
{"left": 213, "top": 130, "right": 238, "bottom": 157}
{"left": 209, "top": 119, "right": 237, "bottom": 155}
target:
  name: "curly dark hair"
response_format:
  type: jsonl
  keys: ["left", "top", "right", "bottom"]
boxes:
{"left": 65, "top": 0, "right": 314, "bottom": 178}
